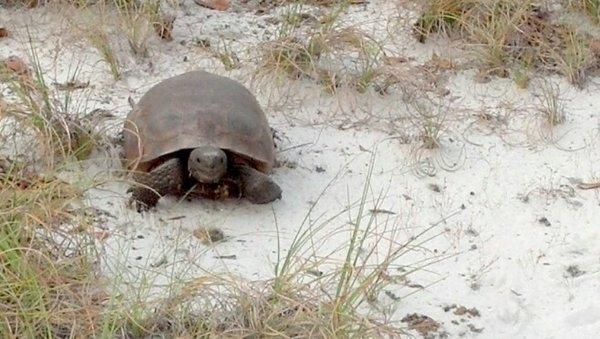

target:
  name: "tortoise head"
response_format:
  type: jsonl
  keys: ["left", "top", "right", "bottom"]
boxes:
{"left": 188, "top": 146, "right": 227, "bottom": 183}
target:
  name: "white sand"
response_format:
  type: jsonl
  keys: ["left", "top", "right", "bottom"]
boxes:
{"left": 1, "top": 1, "right": 599, "bottom": 337}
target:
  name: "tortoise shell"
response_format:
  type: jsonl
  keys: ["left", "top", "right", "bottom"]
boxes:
{"left": 122, "top": 70, "right": 276, "bottom": 174}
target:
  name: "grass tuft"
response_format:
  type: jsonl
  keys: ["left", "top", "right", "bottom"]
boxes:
{"left": 0, "top": 155, "right": 102, "bottom": 338}
{"left": 2, "top": 32, "right": 107, "bottom": 165}
{"left": 414, "top": 0, "right": 600, "bottom": 88}
{"left": 256, "top": 2, "right": 389, "bottom": 94}
{"left": 535, "top": 79, "right": 566, "bottom": 127}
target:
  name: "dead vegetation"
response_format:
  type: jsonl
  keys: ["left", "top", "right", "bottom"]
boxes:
{"left": 0, "top": 50, "right": 108, "bottom": 338}
{"left": 256, "top": 2, "right": 393, "bottom": 94}
{"left": 64, "top": 0, "right": 176, "bottom": 79}
{"left": 535, "top": 79, "right": 567, "bottom": 127}
{"left": 1, "top": 43, "right": 110, "bottom": 164}
{"left": 0, "top": 160, "right": 105, "bottom": 338}
{"left": 413, "top": 0, "right": 600, "bottom": 88}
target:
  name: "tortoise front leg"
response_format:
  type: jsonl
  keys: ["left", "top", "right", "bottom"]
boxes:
{"left": 127, "top": 158, "right": 185, "bottom": 212}
{"left": 235, "top": 164, "right": 282, "bottom": 204}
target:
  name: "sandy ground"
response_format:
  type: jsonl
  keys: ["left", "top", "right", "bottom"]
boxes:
{"left": 1, "top": 0, "right": 600, "bottom": 337}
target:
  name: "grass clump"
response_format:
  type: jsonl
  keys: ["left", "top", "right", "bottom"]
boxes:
{"left": 413, "top": 0, "right": 600, "bottom": 88}
{"left": 84, "top": 25, "right": 122, "bottom": 80}
{"left": 1, "top": 35, "right": 108, "bottom": 164}
{"left": 67, "top": 0, "right": 175, "bottom": 79}
{"left": 267, "top": 154, "right": 449, "bottom": 336}
{"left": 401, "top": 90, "right": 450, "bottom": 150}
{"left": 257, "top": 2, "right": 389, "bottom": 94}
{"left": 535, "top": 79, "right": 566, "bottom": 127}
{"left": 0, "top": 38, "right": 111, "bottom": 336}
{"left": 0, "top": 161, "right": 103, "bottom": 338}
{"left": 112, "top": 0, "right": 165, "bottom": 57}
{"left": 0, "top": 49, "right": 110, "bottom": 336}
{"left": 260, "top": 35, "right": 325, "bottom": 79}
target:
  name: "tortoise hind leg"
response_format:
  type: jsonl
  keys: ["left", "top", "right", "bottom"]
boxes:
{"left": 127, "top": 158, "right": 185, "bottom": 212}
{"left": 236, "top": 164, "right": 282, "bottom": 204}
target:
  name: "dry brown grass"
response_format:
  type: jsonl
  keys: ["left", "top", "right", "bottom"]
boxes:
{"left": 256, "top": 2, "right": 392, "bottom": 94}
{"left": 0, "top": 161, "right": 105, "bottom": 338}
{"left": 66, "top": 0, "right": 176, "bottom": 79}
{"left": 0, "top": 46, "right": 108, "bottom": 337}
{"left": 0, "top": 31, "right": 114, "bottom": 337}
{"left": 413, "top": 0, "right": 600, "bottom": 88}
{"left": 1, "top": 50, "right": 105, "bottom": 164}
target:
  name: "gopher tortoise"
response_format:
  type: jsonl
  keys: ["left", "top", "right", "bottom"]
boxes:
{"left": 122, "top": 70, "right": 282, "bottom": 211}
